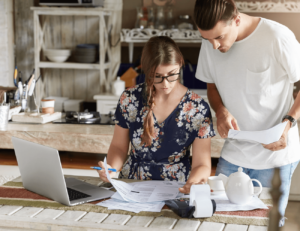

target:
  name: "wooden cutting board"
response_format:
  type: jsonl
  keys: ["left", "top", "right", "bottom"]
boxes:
{"left": 11, "top": 112, "right": 62, "bottom": 124}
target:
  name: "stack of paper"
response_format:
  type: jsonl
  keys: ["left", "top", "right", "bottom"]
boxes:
{"left": 111, "top": 180, "right": 181, "bottom": 202}
{"left": 96, "top": 158, "right": 181, "bottom": 213}
{"left": 97, "top": 198, "right": 165, "bottom": 213}
{"left": 210, "top": 193, "right": 268, "bottom": 211}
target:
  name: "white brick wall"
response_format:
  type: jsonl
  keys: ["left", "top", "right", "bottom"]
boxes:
{"left": 0, "top": 0, "right": 14, "bottom": 87}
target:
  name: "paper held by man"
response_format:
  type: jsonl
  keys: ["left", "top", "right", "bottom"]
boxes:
{"left": 228, "top": 121, "right": 288, "bottom": 144}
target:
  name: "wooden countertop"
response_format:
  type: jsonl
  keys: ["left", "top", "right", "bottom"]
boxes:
{"left": 3, "top": 119, "right": 300, "bottom": 157}
{"left": 1, "top": 118, "right": 223, "bottom": 157}
{"left": 1, "top": 123, "right": 115, "bottom": 154}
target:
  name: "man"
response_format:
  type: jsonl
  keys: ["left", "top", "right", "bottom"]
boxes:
{"left": 194, "top": 0, "right": 300, "bottom": 226}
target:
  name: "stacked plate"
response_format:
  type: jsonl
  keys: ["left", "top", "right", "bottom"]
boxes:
{"left": 73, "top": 44, "right": 99, "bottom": 63}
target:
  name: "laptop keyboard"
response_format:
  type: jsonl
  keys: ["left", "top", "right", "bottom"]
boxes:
{"left": 67, "top": 187, "right": 91, "bottom": 201}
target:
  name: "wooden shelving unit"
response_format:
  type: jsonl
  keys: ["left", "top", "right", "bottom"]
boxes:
{"left": 38, "top": 61, "right": 111, "bottom": 70}
{"left": 31, "top": 5, "right": 121, "bottom": 102}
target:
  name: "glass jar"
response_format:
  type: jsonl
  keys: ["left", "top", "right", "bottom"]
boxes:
{"left": 135, "top": 7, "right": 148, "bottom": 29}
{"left": 25, "top": 93, "right": 39, "bottom": 115}
{"left": 166, "top": 6, "right": 175, "bottom": 29}
{"left": 155, "top": 6, "right": 166, "bottom": 30}
{"left": 147, "top": 7, "right": 155, "bottom": 29}
{"left": 176, "top": 15, "right": 194, "bottom": 30}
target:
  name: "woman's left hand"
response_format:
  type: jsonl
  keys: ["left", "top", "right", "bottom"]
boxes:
{"left": 179, "top": 180, "right": 206, "bottom": 194}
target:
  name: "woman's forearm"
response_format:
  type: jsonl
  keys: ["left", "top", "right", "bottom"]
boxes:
{"left": 187, "top": 165, "right": 211, "bottom": 184}
{"left": 107, "top": 144, "right": 128, "bottom": 171}
{"left": 105, "top": 125, "right": 130, "bottom": 171}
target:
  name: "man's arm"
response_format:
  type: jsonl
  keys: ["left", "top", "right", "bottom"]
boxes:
{"left": 207, "top": 83, "right": 240, "bottom": 138}
{"left": 263, "top": 91, "right": 300, "bottom": 151}
{"left": 287, "top": 91, "right": 300, "bottom": 120}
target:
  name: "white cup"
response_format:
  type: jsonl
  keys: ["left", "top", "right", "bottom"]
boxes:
{"left": 208, "top": 176, "right": 225, "bottom": 195}
{"left": 0, "top": 104, "right": 10, "bottom": 131}
{"left": 41, "top": 99, "right": 55, "bottom": 114}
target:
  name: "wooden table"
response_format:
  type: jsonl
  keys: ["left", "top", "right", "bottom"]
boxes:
{"left": 0, "top": 176, "right": 270, "bottom": 231}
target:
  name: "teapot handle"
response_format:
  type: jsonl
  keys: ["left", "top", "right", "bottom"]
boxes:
{"left": 251, "top": 179, "right": 263, "bottom": 196}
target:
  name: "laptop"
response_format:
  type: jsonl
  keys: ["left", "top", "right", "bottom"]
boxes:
{"left": 11, "top": 137, "right": 114, "bottom": 206}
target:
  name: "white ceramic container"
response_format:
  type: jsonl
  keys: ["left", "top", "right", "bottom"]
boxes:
{"left": 218, "top": 167, "right": 263, "bottom": 205}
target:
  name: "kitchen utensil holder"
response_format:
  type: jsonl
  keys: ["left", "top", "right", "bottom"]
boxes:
{"left": 25, "top": 92, "right": 40, "bottom": 115}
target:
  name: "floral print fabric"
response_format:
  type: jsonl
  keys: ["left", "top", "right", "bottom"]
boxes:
{"left": 114, "top": 83, "right": 215, "bottom": 182}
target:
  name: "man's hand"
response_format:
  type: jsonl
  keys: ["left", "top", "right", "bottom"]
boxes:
{"left": 263, "top": 120, "right": 291, "bottom": 151}
{"left": 97, "top": 161, "right": 116, "bottom": 182}
{"left": 216, "top": 107, "right": 240, "bottom": 138}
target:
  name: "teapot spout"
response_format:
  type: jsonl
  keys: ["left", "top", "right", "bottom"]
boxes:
{"left": 218, "top": 173, "right": 228, "bottom": 186}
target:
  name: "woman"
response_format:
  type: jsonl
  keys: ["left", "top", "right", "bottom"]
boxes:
{"left": 97, "top": 36, "right": 215, "bottom": 194}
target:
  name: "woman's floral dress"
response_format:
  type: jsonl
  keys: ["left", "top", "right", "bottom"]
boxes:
{"left": 114, "top": 83, "right": 215, "bottom": 182}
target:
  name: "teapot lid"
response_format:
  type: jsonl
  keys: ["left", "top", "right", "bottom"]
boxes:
{"left": 230, "top": 167, "right": 248, "bottom": 178}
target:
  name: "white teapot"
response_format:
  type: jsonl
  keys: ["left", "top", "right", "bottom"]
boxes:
{"left": 218, "top": 167, "right": 263, "bottom": 205}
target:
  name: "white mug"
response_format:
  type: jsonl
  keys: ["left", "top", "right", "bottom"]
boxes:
{"left": 208, "top": 176, "right": 225, "bottom": 195}
{"left": 41, "top": 99, "right": 55, "bottom": 114}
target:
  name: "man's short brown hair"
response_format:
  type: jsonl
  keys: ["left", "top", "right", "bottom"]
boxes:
{"left": 194, "top": 0, "right": 239, "bottom": 31}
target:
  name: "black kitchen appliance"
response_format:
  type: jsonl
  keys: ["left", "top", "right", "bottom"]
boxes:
{"left": 52, "top": 111, "right": 114, "bottom": 125}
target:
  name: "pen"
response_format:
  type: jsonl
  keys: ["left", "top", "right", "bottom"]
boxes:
{"left": 28, "top": 79, "right": 36, "bottom": 96}
{"left": 90, "top": 166, "right": 117, "bottom": 172}
{"left": 26, "top": 69, "right": 35, "bottom": 85}
{"left": 27, "top": 73, "right": 35, "bottom": 90}
{"left": 36, "top": 75, "right": 41, "bottom": 83}
{"left": 13, "top": 65, "right": 18, "bottom": 87}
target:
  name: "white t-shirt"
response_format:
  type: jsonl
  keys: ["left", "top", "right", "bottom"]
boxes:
{"left": 196, "top": 18, "right": 300, "bottom": 169}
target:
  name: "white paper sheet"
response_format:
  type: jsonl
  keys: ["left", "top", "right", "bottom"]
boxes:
{"left": 210, "top": 193, "right": 269, "bottom": 211}
{"left": 228, "top": 121, "right": 288, "bottom": 144}
{"left": 104, "top": 158, "right": 132, "bottom": 201}
{"left": 173, "top": 186, "right": 268, "bottom": 212}
{"left": 103, "top": 158, "right": 179, "bottom": 202}
{"left": 97, "top": 198, "right": 165, "bottom": 213}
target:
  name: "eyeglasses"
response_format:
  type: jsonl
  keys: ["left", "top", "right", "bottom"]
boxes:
{"left": 154, "top": 73, "right": 180, "bottom": 84}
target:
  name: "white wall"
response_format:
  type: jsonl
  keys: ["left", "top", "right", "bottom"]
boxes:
{"left": 0, "top": 0, "right": 14, "bottom": 87}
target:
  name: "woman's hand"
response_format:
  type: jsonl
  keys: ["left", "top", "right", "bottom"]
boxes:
{"left": 179, "top": 180, "right": 206, "bottom": 194}
{"left": 97, "top": 161, "right": 116, "bottom": 182}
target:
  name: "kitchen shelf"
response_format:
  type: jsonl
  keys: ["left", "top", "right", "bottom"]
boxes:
{"left": 121, "top": 28, "right": 203, "bottom": 63}
{"left": 38, "top": 61, "right": 111, "bottom": 70}
{"left": 31, "top": 6, "right": 120, "bottom": 101}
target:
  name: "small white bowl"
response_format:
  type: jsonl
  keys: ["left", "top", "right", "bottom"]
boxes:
{"left": 44, "top": 49, "right": 71, "bottom": 56}
{"left": 46, "top": 54, "right": 70, "bottom": 63}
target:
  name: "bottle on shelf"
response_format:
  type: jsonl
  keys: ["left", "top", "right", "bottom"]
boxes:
{"left": 112, "top": 77, "right": 125, "bottom": 96}
{"left": 155, "top": 6, "right": 166, "bottom": 30}
{"left": 166, "top": 6, "right": 175, "bottom": 29}
{"left": 147, "top": 7, "right": 155, "bottom": 29}
{"left": 135, "top": 7, "right": 148, "bottom": 29}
